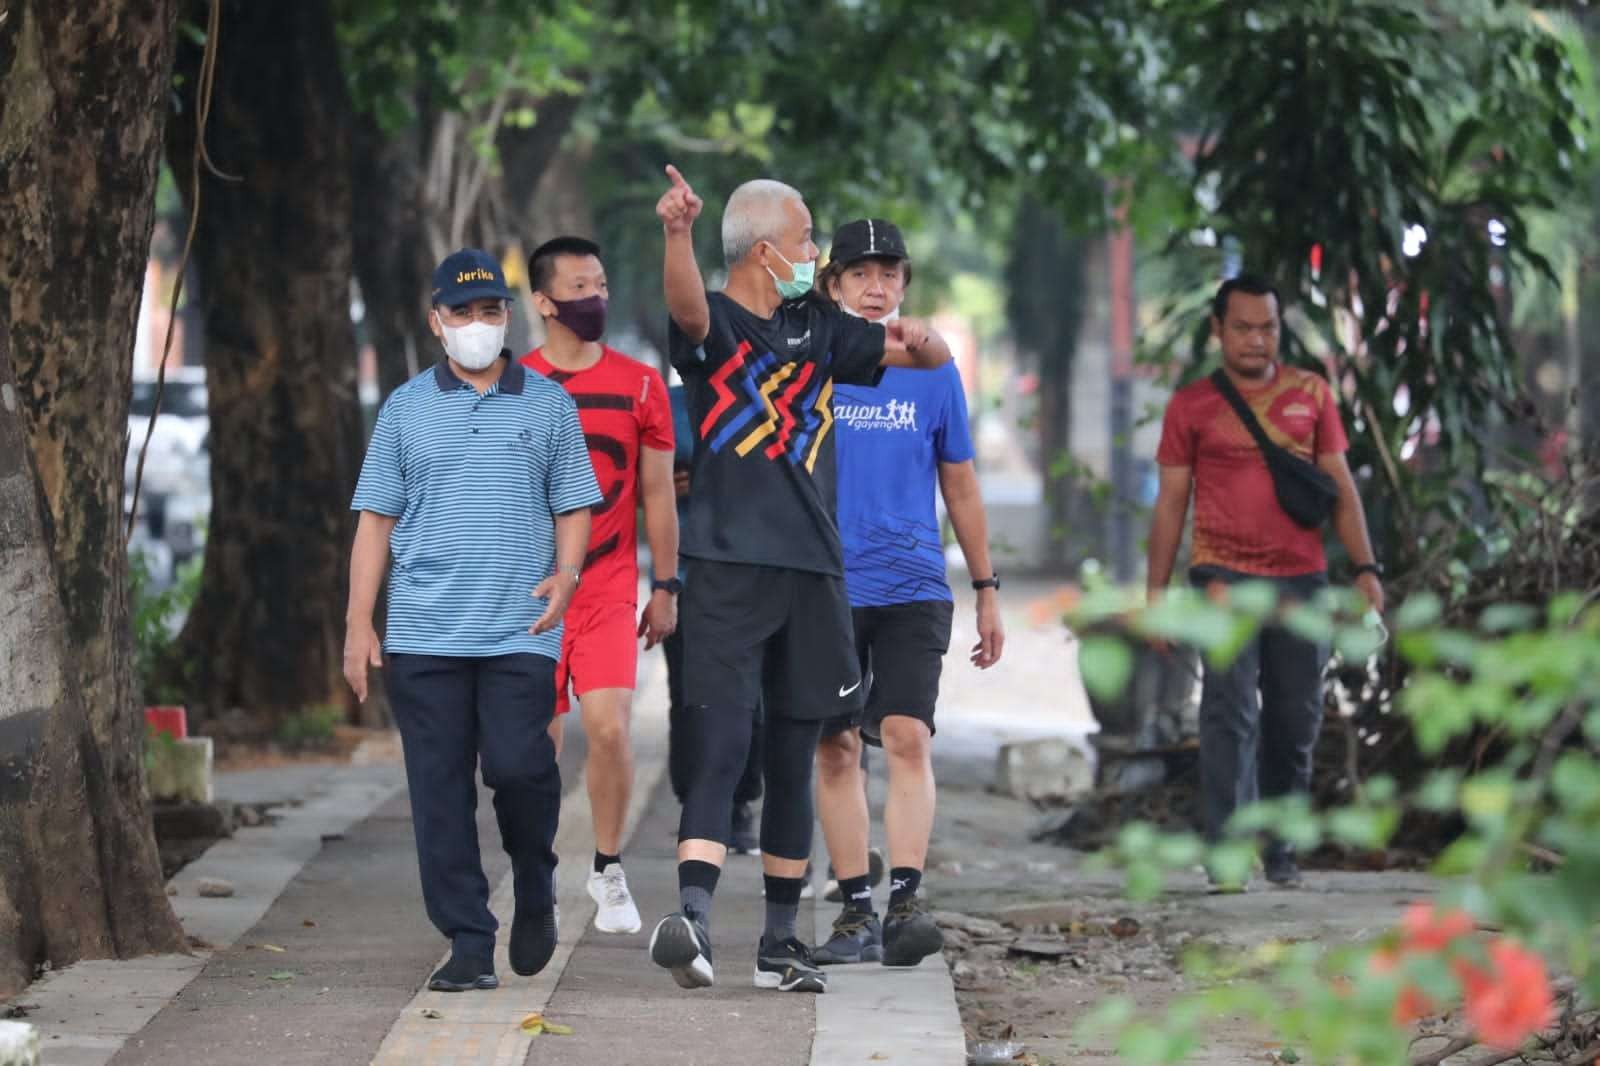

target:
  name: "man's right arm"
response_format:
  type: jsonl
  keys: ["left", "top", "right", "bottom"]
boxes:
{"left": 658, "top": 164, "right": 709, "bottom": 344}
{"left": 1145, "top": 465, "right": 1193, "bottom": 602}
{"left": 344, "top": 511, "right": 397, "bottom": 702}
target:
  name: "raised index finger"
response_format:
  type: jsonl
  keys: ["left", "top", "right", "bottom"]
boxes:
{"left": 665, "top": 163, "right": 690, "bottom": 190}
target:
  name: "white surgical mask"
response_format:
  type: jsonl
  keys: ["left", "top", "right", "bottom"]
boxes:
{"left": 840, "top": 304, "right": 901, "bottom": 324}
{"left": 437, "top": 318, "right": 506, "bottom": 371}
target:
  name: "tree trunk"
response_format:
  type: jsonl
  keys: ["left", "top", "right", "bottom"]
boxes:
{"left": 166, "top": 0, "right": 364, "bottom": 728}
{"left": 351, "top": 109, "right": 435, "bottom": 402}
{"left": 0, "top": 0, "right": 185, "bottom": 993}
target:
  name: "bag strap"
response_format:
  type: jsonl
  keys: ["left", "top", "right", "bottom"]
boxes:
{"left": 1208, "top": 369, "right": 1281, "bottom": 458}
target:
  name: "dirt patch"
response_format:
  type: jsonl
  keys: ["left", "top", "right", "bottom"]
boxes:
{"left": 918, "top": 774, "right": 1434, "bottom": 1065}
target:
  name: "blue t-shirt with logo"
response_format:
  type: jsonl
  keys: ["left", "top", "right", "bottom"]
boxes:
{"left": 834, "top": 362, "right": 975, "bottom": 607}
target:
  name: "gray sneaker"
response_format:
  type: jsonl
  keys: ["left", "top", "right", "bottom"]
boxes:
{"left": 813, "top": 909, "right": 883, "bottom": 965}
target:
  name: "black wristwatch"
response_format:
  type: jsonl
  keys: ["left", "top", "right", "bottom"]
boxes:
{"left": 652, "top": 577, "right": 683, "bottom": 595}
{"left": 971, "top": 574, "right": 1001, "bottom": 591}
{"left": 1353, "top": 562, "right": 1384, "bottom": 579}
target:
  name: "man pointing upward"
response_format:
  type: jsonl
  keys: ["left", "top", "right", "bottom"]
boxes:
{"left": 648, "top": 165, "right": 952, "bottom": 995}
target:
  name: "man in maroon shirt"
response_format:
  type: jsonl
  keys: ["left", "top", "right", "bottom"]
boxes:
{"left": 520, "top": 236, "right": 679, "bottom": 935}
{"left": 1146, "top": 274, "right": 1383, "bottom": 890}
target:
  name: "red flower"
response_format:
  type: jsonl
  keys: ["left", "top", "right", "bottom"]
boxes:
{"left": 1401, "top": 904, "right": 1475, "bottom": 953}
{"left": 1459, "top": 940, "right": 1554, "bottom": 1051}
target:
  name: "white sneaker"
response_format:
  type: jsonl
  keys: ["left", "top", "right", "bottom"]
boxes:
{"left": 588, "top": 864, "right": 642, "bottom": 934}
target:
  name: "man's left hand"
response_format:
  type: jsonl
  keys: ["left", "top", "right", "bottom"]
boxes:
{"left": 530, "top": 569, "right": 580, "bottom": 634}
{"left": 970, "top": 590, "right": 1005, "bottom": 669}
{"left": 638, "top": 589, "right": 678, "bottom": 650}
{"left": 1355, "top": 572, "right": 1384, "bottom": 615}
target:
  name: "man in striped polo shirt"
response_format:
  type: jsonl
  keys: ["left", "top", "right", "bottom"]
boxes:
{"left": 343, "top": 248, "right": 603, "bottom": 993}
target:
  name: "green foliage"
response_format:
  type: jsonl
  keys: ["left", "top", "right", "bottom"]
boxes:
{"left": 129, "top": 552, "right": 202, "bottom": 706}
{"left": 275, "top": 704, "right": 344, "bottom": 751}
{"left": 1074, "top": 583, "right": 1600, "bottom": 1063}
{"left": 141, "top": 725, "right": 181, "bottom": 780}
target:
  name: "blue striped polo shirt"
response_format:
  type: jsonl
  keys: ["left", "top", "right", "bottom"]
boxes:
{"left": 351, "top": 356, "right": 603, "bottom": 659}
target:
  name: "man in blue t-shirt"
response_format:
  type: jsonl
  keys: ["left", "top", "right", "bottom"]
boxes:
{"left": 810, "top": 219, "right": 1006, "bottom": 969}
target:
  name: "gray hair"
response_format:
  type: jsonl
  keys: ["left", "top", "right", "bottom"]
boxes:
{"left": 721, "top": 179, "right": 804, "bottom": 268}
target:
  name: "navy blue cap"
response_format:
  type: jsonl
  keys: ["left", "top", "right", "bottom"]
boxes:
{"left": 431, "top": 248, "right": 513, "bottom": 306}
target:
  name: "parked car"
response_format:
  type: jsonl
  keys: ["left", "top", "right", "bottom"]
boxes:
{"left": 126, "top": 368, "right": 210, "bottom": 584}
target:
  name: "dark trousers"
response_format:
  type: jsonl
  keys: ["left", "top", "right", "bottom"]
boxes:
{"left": 665, "top": 626, "right": 762, "bottom": 808}
{"left": 678, "top": 704, "right": 821, "bottom": 859}
{"left": 387, "top": 653, "right": 561, "bottom": 958}
{"left": 1190, "top": 568, "right": 1328, "bottom": 854}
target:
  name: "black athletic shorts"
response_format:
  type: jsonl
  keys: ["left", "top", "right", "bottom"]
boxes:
{"left": 680, "top": 558, "right": 866, "bottom": 721}
{"left": 854, "top": 599, "right": 954, "bottom": 742}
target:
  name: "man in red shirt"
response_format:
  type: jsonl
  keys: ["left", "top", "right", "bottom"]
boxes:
{"left": 1147, "top": 274, "right": 1383, "bottom": 891}
{"left": 521, "top": 236, "right": 679, "bottom": 935}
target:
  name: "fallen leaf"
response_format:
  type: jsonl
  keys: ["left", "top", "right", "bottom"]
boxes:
{"left": 869, "top": 1054, "right": 888, "bottom": 1061}
{"left": 520, "top": 1012, "right": 573, "bottom": 1036}
{"left": 268, "top": 971, "right": 294, "bottom": 982}
{"left": 302, "top": 920, "right": 317, "bottom": 928}
{"left": 419, "top": 1008, "right": 443, "bottom": 1020}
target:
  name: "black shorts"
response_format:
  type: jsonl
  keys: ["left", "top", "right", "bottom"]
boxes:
{"left": 853, "top": 599, "right": 953, "bottom": 742}
{"left": 680, "top": 559, "right": 865, "bottom": 721}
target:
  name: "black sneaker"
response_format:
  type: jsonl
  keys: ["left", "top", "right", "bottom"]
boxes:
{"left": 1263, "top": 853, "right": 1304, "bottom": 889}
{"left": 823, "top": 847, "right": 886, "bottom": 904}
{"left": 650, "top": 910, "right": 714, "bottom": 989}
{"left": 509, "top": 905, "right": 558, "bottom": 976}
{"left": 428, "top": 951, "right": 497, "bottom": 992}
{"left": 729, "top": 803, "right": 759, "bottom": 855}
{"left": 813, "top": 909, "right": 883, "bottom": 965}
{"left": 754, "top": 935, "right": 828, "bottom": 992}
{"left": 882, "top": 895, "right": 944, "bottom": 968}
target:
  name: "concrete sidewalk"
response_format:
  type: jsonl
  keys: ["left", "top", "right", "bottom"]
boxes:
{"left": 6, "top": 651, "right": 970, "bottom": 1066}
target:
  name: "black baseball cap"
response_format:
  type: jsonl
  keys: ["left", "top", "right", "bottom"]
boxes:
{"left": 431, "top": 248, "right": 513, "bottom": 306}
{"left": 829, "top": 218, "right": 909, "bottom": 267}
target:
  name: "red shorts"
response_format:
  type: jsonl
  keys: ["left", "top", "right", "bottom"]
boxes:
{"left": 554, "top": 599, "right": 639, "bottom": 715}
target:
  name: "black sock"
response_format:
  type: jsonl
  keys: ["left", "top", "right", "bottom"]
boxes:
{"left": 763, "top": 875, "right": 803, "bottom": 942}
{"left": 679, "top": 859, "right": 721, "bottom": 921}
{"left": 594, "top": 851, "right": 621, "bottom": 874}
{"left": 837, "top": 873, "right": 874, "bottom": 914}
{"left": 889, "top": 866, "right": 922, "bottom": 907}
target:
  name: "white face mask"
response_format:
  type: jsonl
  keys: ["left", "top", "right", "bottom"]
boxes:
{"left": 437, "top": 317, "right": 506, "bottom": 371}
{"left": 839, "top": 304, "right": 901, "bottom": 324}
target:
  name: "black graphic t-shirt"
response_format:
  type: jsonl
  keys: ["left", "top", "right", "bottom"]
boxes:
{"left": 670, "top": 292, "right": 886, "bottom": 576}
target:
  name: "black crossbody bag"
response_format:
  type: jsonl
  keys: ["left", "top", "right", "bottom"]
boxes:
{"left": 1209, "top": 369, "right": 1339, "bottom": 529}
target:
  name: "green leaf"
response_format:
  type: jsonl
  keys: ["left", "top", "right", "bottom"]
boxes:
{"left": 1326, "top": 805, "right": 1398, "bottom": 849}
{"left": 1416, "top": 770, "right": 1460, "bottom": 811}
{"left": 1281, "top": 603, "right": 1334, "bottom": 644}
{"left": 1078, "top": 636, "right": 1134, "bottom": 701}
{"left": 1460, "top": 773, "right": 1516, "bottom": 824}
{"left": 1479, "top": 603, "right": 1538, "bottom": 634}
{"left": 1394, "top": 592, "right": 1442, "bottom": 629}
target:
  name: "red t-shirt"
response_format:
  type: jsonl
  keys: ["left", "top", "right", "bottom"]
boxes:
{"left": 1155, "top": 363, "right": 1348, "bottom": 577}
{"left": 521, "top": 346, "right": 674, "bottom": 605}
